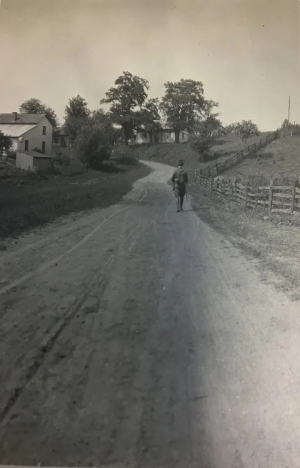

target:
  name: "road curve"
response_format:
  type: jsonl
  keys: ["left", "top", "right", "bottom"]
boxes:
{"left": 1, "top": 161, "right": 300, "bottom": 468}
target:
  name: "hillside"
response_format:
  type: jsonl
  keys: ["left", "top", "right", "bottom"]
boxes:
{"left": 222, "top": 136, "right": 300, "bottom": 184}
{"left": 132, "top": 132, "right": 271, "bottom": 170}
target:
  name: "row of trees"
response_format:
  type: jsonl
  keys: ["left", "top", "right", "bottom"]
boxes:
{"left": 100, "top": 73, "right": 220, "bottom": 145}
{"left": 19, "top": 72, "right": 221, "bottom": 145}
{"left": 15, "top": 72, "right": 261, "bottom": 166}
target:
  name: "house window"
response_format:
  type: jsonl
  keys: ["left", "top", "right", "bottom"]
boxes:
{"left": 25, "top": 140, "right": 29, "bottom": 151}
{"left": 53, "top": 137, "right": 58, "bottom": 144}
{"left": 42, "top": 142, "right": 46, "bottom": 153}
{"left": 43, "top": 126, "right": 46, "bottom": 135}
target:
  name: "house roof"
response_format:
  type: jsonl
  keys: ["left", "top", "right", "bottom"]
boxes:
{"left": 0, "top": 113, "right": 47, "bottom": 125}
{"left": 23, "top": 150, "right": 52, "bottom": 159}
{"left": 0, "top": 123, "right": 36, "bottom": 137}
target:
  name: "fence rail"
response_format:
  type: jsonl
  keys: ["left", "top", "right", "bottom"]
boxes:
{"left": 199, "top": 130, "right": 280, "bottom": 179}
{"left": 194, "top": 171, "right": 300, "bottom": 214}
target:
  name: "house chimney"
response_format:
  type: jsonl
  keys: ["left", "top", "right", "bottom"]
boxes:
{"left": 13, "top": 112, "right": 18, "bottom": 121}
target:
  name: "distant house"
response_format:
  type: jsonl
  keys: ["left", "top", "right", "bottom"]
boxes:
{"left": 209, "top": 126, "right": 226, "bottom": 138}
{"left": 0, "top": 112, "right": 53, "bottom": 155}
{"left": 136, "top": 128, "right": 189, "bottom": 144}
{"left": 52, "top": 128, "right": 70, "bottom": 157}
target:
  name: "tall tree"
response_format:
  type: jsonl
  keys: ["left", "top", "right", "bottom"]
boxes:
{"left": 236, "top": 120, "right": 260, "bottom": 144}
{"left": 190, "top": 115, "right": 223, "bottom": 162}
{"left": 20, "top": 98, "right": 59, "bottom": 128}
{"left": 160, "top": 79, "right": 218, "bottom": 143}
{"left": 100, "top": 71, "right": 149, "bottom": 145}
{"left": 65, "top": 95, "right": 90, "bottom": 119}
{"left": 64, "top": 95, "right": 90, "bottom": 143}
{"left": 136, "top": 98, "right": 162, "bottom": 144}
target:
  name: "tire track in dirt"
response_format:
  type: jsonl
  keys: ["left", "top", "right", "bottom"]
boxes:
{"left": 0, "top": 180, "right": 150, "bottom": 287}
{"left": 0, "top": 209, "right": 153, "bottom": 426}
{"left": 0, "top": 257, "right": 112, "bottom": 424}
{"left": 1, "top": 180, "right": 149, "bottom": 264}
{"left": 0, "top": 206, "right": 131, "bottom": 297}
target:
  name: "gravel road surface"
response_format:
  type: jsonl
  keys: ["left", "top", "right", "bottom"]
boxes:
{"left": 1, "top": 161, "right": 300, "bottom": 468}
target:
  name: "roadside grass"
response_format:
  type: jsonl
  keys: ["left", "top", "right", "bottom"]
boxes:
{"left": 0, "top": 162, "right": 150, "bottom": 239}
{"left": 132, "top": 132, "right": 271, "bottom": 170}
{"left": 222, "top": 136, "right": 300, "bottom": 184}
{"left": 190, "top": 182, "right": 300, "bottom": 299}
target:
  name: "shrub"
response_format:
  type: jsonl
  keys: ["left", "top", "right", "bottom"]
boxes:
{"left": 62, "top": 154, "right": 70, "bottom": 167}
{"left": 189, "top": 134, "right": 216, "bottom": 161}
{"left": 111, "top": 145, "right": 138, "bottom": 164}
{"left": 0, "top": 131, "right": 12, "bottom": 154}
{"left": 74, "top": 115, "right": 115, "bottom": 168}
{"left": 6, "top": 149, "right": 17, "bottom": 160}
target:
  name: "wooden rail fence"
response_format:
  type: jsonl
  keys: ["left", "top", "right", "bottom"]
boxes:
{"left": 194, "top": 171, "right": 300, "bottom": 214}
{"left": 199, "top": 130, "right": 280, "bottom": 180}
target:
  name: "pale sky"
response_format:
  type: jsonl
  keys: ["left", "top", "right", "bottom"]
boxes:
{"left": 0, "top": 0, "right": 299, "bottom": 130}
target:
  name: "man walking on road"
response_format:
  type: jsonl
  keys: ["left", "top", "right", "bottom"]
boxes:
{"left": 171, "top": 159, "right": 189, "bottom": 212}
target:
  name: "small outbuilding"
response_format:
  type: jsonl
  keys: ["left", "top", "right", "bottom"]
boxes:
{"left": 16, "top": 150, "right": 53, "bottom": 172}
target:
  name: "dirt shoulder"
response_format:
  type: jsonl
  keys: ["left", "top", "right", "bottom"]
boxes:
{"left": 190, "top": 181, "right": 300, "bottom": 300}
{"left": 0, "top": 162, "right": 150, "bottom": 240}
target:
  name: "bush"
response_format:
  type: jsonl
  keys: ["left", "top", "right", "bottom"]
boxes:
{"left": 6, "top": 149, "right": 17, "bottom": 160}
{"left": 74, "top": 117, "right": 115, "bottom": 169}
{"left": 53, "top": 152, "right": 63, "bottom": 165}
{"left": 189, "top": 134, "right": 216, "bottom": 161}
{"left": 0, "top": 131, "right": 13, "bottom": 154}
{"left": 111, "top": 145, "right": 138, "bottom": 164}
{"left": 62, "top": 154, "right": 70, "bottom": 167}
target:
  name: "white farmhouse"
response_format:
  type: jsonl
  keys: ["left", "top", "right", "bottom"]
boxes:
{"left": 136, "top": 129, "right": 189, "bottom": 144}
{"left": 0, "top": 112, "right": 53, "bottom": 155}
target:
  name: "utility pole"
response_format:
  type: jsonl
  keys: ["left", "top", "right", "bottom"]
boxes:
{"left": 288, "top": 95, "right": 291, "bottom": 123}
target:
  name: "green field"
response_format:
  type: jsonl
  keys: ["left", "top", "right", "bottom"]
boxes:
{"left": 133, "top": 132, "right": 271, "bottom": 170}
{"left": 223, "top": 136, "right": 300, "bottom": 184}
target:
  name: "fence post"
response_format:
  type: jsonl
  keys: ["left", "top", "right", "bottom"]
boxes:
{"left": 291, "top": 181, "right": 296, "bottom": 214}
{"left": 268, "top": 178, "right": 274, "bottom": 214}
{"left": 210, "top": 178, "right": 213, "bottom": 192}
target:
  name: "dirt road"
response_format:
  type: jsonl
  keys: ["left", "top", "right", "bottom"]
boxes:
{"left": 1, "top": 162, "right": 300, "bottom": 468}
